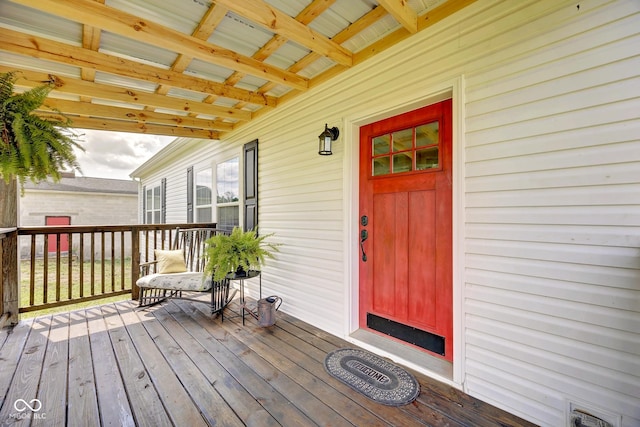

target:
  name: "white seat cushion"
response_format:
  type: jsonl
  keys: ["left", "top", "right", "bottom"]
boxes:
{"left": 136, "top": 271, "right": 211, "bottom": 292}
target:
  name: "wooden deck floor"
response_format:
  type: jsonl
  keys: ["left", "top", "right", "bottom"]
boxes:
{"left": 0, "top": 297, "right": 536, "bottom": 426}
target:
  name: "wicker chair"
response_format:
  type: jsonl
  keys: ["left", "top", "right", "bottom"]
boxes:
{"left": 136, "top": 227, "right": 236, "bottom": 320}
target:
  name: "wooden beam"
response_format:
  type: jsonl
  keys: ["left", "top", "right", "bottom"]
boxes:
{"left": 0, "top": 28, "right": 277, "bottom": 107}
{"left": 213, "top": 0, "right": 352, "bottom": 66}
{"left": 224, "top": 0, "right": 336, "bottom": 109}
{"left": 354, "top": 0, "right": 477, "bottom": 64}
{"left": 257, "top": 6, "right": 387, "bottom": 97}
{"left": 3, "top": 66, "right": 252, "bottom": 121}
{"left": 155, "top": 4, "right": 229, "bottom": 96}
{"left": 37, "top": 113, "right": 221, "bottom": 139}
{"left": 9, "top": 0, "right": 309, "bottom": 91}
{"left": 41, "top": 99, "right": 234, "bottom": 131}
{"left": 377, "top": 0, "right": 418, "bottom": 33}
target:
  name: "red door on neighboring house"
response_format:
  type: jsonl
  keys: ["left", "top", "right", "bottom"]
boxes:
{"left": 359, "top": 99, "right": 453, "bottom": 361}
{"left": 46, "top": 216, "right": 70, "bottom": 253}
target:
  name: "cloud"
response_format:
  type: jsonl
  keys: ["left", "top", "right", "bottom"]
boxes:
{"left": 73, "top": 130, "right": 175, "bottom": 180}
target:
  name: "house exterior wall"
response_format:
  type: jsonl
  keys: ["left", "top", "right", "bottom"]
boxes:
{"left": 19, "top": 190, "right": 138, "bottom": 258}
{"left": 133, "top": 0, "right": 640, "bottom": 425}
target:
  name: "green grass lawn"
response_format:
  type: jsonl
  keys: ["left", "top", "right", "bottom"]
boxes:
{"left": 19, "top": 256, "right": 134, "bottom": 318}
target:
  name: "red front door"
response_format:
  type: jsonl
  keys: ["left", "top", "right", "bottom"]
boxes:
{"left": 359, "top": 99, "right": 453, "bottom": 361}
{"left": 46, "top": 216, "right": 70, "bottom": 253}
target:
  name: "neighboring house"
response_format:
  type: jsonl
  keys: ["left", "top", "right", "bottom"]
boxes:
{"left": 131, "top": 1, "right": 640, "bottom": 426}
{"left": 19, "top": 173, "right": 138, "bottom": 258}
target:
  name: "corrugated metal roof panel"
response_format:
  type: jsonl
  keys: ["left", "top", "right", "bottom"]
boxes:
{"left": 0, "top": 51, "right": 81, "bottom": 78}
{"left": 185, "top": 59, "right": 235, "bottom": 83}
{"left": 94, "top": 71, "right": 158, "bottom": 93}
{"left": 166, "top": 87, "right": 208, "bottom": 103}
{"left": 209, "top": 11, "right": 274, "bottom": 57}
{"left": 265, "top": 0, "right": 310, "bottom": 18}
{"left": 99, "top": 32, "right": 177, "bottom": 69}
{"left": 263, "top": 41, "right": 310, "bottom": 70}
{"left": 0, "top": 0, "right": 81, "bottom": 44}
{"left": 105, "top": 0, "right": 209, "bottom": 34}
{"left": 310, "top": 0, "right": 376, "bottom": 38}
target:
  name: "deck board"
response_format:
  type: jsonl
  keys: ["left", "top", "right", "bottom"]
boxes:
{"left": 68, "top": 310, "right": 101, "bottom": 427}
{"left": 0, "top": 297, "right": 537, "bottom": 426}
{"left": 152, "top": 303, "right": 279, "bottom": 427}
{"left": 100, "top": 303, "right": 172, "bottom": 427}
{"left": 34, "top": 313, "right": 69, "bottom": 427}
{"left": 0, "top": 316, "right": 49, "bottom": 426}
{"left": 86, "top": 306, "right": 135, "bottom": 427}
{"left": 115, "top": 302, "right": 208, "bottom": 427}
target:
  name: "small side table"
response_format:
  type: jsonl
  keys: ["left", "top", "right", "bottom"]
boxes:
{"left": 226, "top": 270, "right": 261, "bottom": 325}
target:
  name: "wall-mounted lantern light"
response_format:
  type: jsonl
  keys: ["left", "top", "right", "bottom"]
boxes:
{"left": 318, "top": 124, "right": 339, "bottom": 155}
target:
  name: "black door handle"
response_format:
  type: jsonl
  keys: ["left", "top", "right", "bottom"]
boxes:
{"left": 360, "top": 229, "right": 368, "bottom": 262}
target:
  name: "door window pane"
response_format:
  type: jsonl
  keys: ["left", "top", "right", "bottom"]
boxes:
{"left": 416, "top": 122, "right": 439, "bottom": 147}
{"left": 373, "top": 157, "right": 391, "bottom": 176}
{"left": 373, "top": 135, "right": 390, "bottom": 155}
{"left": 392, "top": 128, "right": 413, "bottom": 152}
{"left": 393, "top": 152, "right": 413, "bottom": 173}
{"left": 370, "top": 120, "right": 440, "bottom": 177}
{"left": 416, "top": 147, "right": 439, "bottom": 170}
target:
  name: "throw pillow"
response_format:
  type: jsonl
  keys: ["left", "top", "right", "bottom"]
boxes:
{"left": 155, "top": 249, "right": 187, "bottom": 274}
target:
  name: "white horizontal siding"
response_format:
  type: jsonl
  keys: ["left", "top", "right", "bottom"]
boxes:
{"left": 463, "top": 0, "right": 640, "bottom": 425}
{"left": 134, "top": 0, "right": 640, "bottom": 425}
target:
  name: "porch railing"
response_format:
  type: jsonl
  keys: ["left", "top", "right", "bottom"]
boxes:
{"left": 0, "top": 223, "right": 215, "bottom": 321}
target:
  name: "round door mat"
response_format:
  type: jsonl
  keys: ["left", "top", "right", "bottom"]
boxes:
{"left": 324, "top": 348, "right": 420, "bottom": 406}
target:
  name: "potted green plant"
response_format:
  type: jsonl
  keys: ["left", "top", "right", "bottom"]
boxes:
{"left": 0, "top": 71, "right": 83, "bottom": 190}
{"left": 204, "top": 227, "right": 281, "bottom": 282}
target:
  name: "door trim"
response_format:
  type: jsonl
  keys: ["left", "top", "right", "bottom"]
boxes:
{"left": 342, "top": 76, "right": 466, "bottom": 385}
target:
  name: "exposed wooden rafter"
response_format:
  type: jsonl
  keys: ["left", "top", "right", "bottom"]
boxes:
{"left": 0, "top": 0, "right": 475, "bottom": 139}
{"left": 377, "top": 0, "right": 418, "bottom": 33}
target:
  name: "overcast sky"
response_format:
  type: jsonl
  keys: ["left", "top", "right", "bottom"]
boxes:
{"left": 72, "top": 130, "right": 175, "bottom": 180}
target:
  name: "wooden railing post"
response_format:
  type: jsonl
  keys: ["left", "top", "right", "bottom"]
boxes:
{"left": 1, "top": 177, "right": 19, "bottom": 326}
{"left": 131, "top": 226, "right": 140, "bottom": 301}
{"left": 1, "top": 230, "right": 18, "bottom": 326}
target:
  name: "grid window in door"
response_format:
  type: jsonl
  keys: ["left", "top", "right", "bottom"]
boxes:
{"left": 372, "top": 121, "right": 440, "bottom": 176}
{"left": 216, "top": 157, "right": 239, "bottom": 231}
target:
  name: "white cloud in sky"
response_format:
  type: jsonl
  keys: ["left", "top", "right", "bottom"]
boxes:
{"left": 72, "top": 130, "right": 175, "bottom": 180}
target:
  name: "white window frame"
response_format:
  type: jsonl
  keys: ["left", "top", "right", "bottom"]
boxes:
{"left": 215, "top": 155, "right": 241, "bottom": 231}
{"left": 144, "top": 183, "right": 162, "bottom": 224}
{"left": 195, "top": 167, "right": 213, "bottom": 223}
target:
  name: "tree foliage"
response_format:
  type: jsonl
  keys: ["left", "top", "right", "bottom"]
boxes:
{"left": 0, "top": 71, "right": 83, "bottom": 188}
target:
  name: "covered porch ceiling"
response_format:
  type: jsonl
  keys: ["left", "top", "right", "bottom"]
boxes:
{"left": 0, "top": 0, "right": 474, "bottom": 139}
